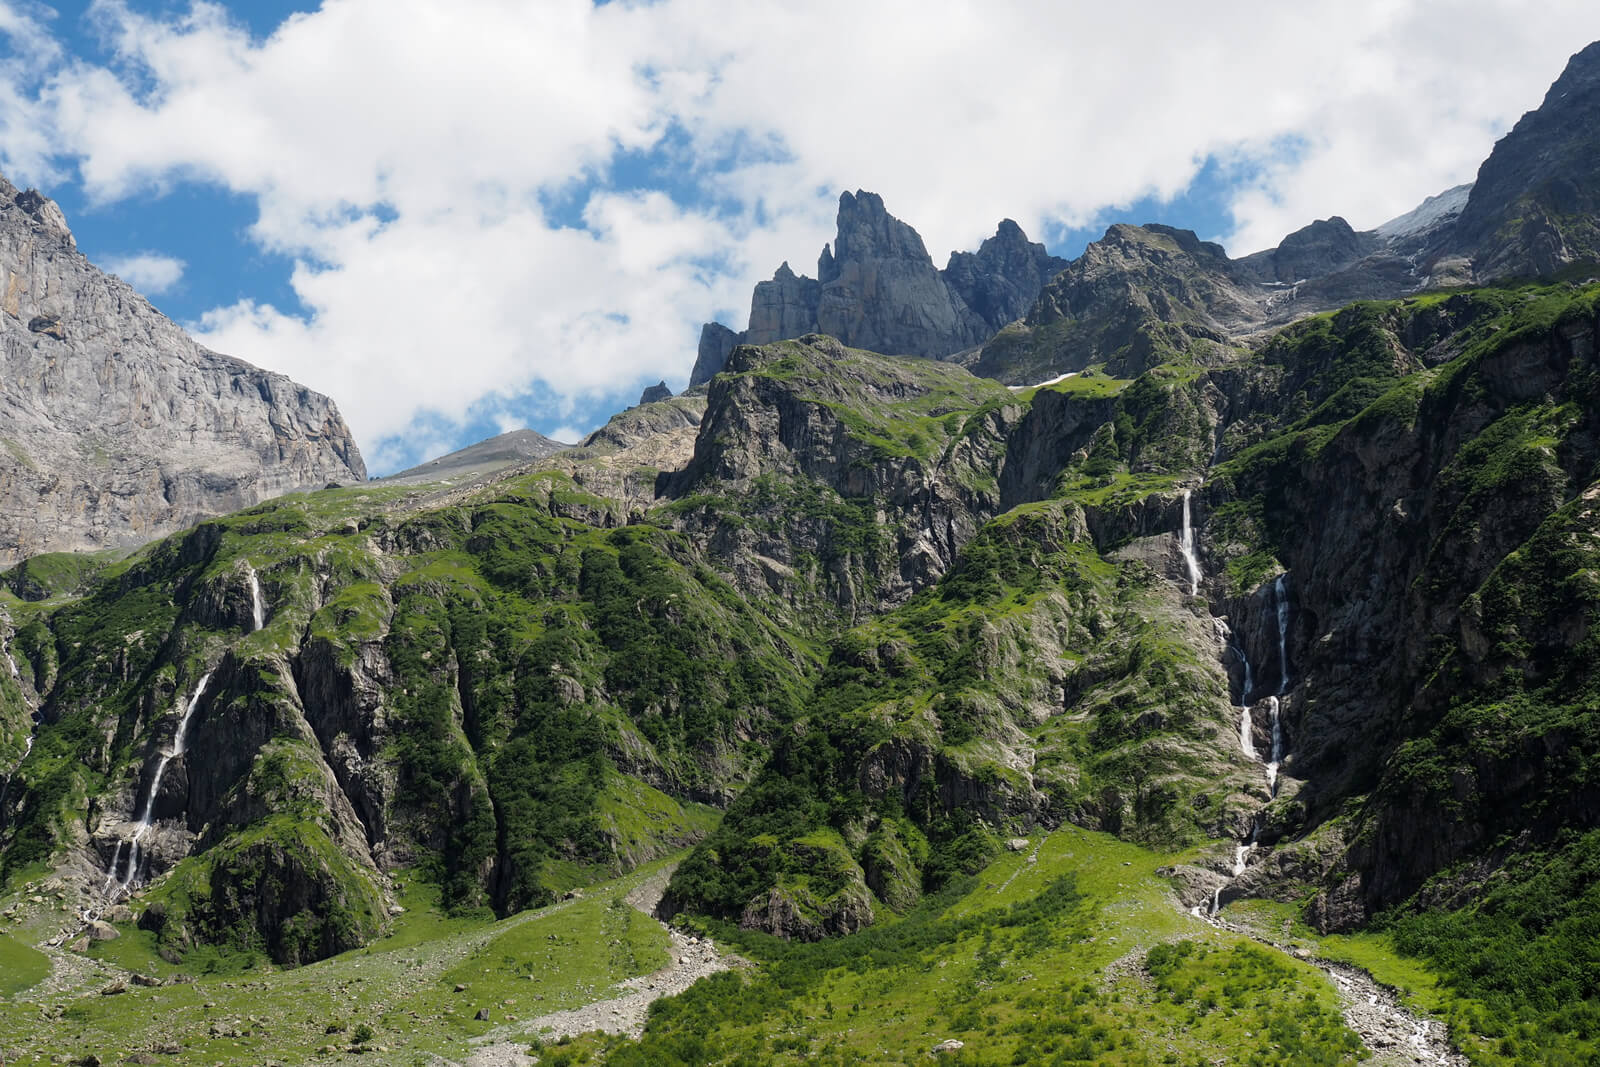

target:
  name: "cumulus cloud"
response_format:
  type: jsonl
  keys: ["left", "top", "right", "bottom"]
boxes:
{"left": 0, "top": 0, "right": 1597, "bottom": 469}
{"left": 102, "top": 250, "right": 185, "bottom": 293}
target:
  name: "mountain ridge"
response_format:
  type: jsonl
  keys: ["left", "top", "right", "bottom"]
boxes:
{"left": 0, "top": 173, "right": 366, "bottom": 565}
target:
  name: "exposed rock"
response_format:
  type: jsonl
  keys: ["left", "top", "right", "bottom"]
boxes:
{"left": 0, "top": 171, "right": 364, "bottom": 563}
{"left": 746, "top": 262, "right": 822, "bottom": 347}
{"left": 815, "top": 190, "right": 988, "bottom": 358}
{"left": 1450, "top": 41, "right": 1600, "bottom": 279}
{"left": 690, "top": 194, "right": 1061, "bottom": 385}
{"left": 637, "top": 380, "right": 673, "bottom": 406}
{"left": 385, "top": 428, "right": 568, "bottom": 485}
{"left": 690, "top": 321, "right": 739, "bottom": 385}
{"left": 1234, "top": 217, "right": 1381, "bottom": 285}
{"left": 944, "top": 217, "right": 1068, "bottom": 328}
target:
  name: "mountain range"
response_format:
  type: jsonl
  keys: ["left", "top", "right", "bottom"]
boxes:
{"left": 1, "top": 36, "right": 1599, "bottom": 1067}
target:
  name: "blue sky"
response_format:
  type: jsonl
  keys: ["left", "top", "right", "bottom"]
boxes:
{"left": 1, "top": 1, "right": 1597, "bottom": 475}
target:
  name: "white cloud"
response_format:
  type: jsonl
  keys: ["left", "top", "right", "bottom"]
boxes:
{"left": 1, "top": 0, "right": 1598, "bottom": 470}
{"left": 102, "top": 250, "right": 185, "bottom": 294}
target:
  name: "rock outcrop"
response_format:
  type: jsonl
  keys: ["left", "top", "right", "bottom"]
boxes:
{"left": 689, "top": 192, "right": 1065, "bottom": 385}
{"left": 0, "top": 172, "right": 365, "bottom": 563}
{"left": 638, "top": 380, "right": 673, "bottom": 406}
{"left": 1448, "top": 40, "right": 1600, "bottom": 280}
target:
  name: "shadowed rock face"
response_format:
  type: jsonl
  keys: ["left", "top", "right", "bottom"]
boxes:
{"left": 1450, "top": 41, "right": 1600, "bottom": 280}
{"left": 0, "top": 172, "right": 364, "bottom": 564}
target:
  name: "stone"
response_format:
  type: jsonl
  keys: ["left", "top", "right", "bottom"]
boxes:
{"left": 86, "top": 920, "right": 119, "bottom": 941}
{"left": 1006, "top": 838, "right": 1030, "bottom": 851}
{"left": 690, "top": 192, "right": 1062, "bottom": 385}
{"left": 931, "top": 1039, "right": 965, "bottom": 1053}
{"left": 0, "top": 170, "right": 365, "bottom": 563}
{"left": 638, "top": 380, "right": 673, "bottom": 406}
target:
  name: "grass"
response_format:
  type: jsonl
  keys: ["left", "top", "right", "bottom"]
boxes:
{"left": 0, "top": 931, "right": 48, "bottom": 995}
{"left": 575, "top": 825, "right": 1367, "bottom": 1066}
{"left": 0, "top": 860, "right": 680, "bottom": 1064}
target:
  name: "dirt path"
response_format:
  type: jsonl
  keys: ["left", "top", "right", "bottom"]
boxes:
{"left": 463, "top": 864, "right": 737, "bottom": 1065}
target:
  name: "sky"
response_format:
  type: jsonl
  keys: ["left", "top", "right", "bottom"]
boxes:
{"left": 0, "top": 2, "right": 1597, "bottom": 475}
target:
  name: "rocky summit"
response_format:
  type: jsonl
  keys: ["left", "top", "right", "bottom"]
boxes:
{"left": 690, "top": 191, "right": 1066, "bottom": 385}
{"left": 0, "top": 173, "right": 364, "bottom": 564}
{"left": 4, "top": 36, "right": 1600, "bottom": 1067}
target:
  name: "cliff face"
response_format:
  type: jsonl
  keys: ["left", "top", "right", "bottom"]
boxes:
{"left": 0, "top": 173, "right": 365, "bottom": 564}
{"left": 1449, "top": 41, "right": 1600, "bottom": 280}
{"left": 689, "top": 192, "right": 1065, "bottom": 385}
{"left": 8, "top": 40, "right": 1600, "bottom": 984}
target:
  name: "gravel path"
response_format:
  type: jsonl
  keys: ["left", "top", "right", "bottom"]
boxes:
{"left": 464, "top": 864, "right": 737, "bottom": 1064}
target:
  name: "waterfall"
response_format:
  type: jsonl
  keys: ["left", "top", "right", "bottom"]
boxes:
{"left": 0, "top": 637, "right": 38, "bottom": 825}
{"left": 107, "top": 671, "right": 211, "bottom": 896}
{"left": 1178, "top": 489, "right": 1201, "bottom": 595}
{"left": 1274, "top": 573, "right": 1290, "bottom": 695}
{"left": 1235, "top": 642, "right": 1255, "bottom": 705}
{"left": 1210, "top": 886, "right": 1223, "bottom": 917}
{"left": 1239, "top": 705, "right": 1257, "bottom": 761}
{"left": 249, "top": 570, "right": 266, "bottom": 632}
{"left": 1264, "top": 697, "right": 1282, "bottom": 794}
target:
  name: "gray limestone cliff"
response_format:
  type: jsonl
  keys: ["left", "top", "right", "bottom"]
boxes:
{"left": 0, "top": 173, "right": 365, "bottom": 563}
{"left": 689, "top": 192, "right": 1065, "bottom": 385}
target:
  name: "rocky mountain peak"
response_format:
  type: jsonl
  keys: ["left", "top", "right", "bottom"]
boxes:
{"left": 831, "top": 189, "right": 933, "bottom": 266}
{"left": 1235, "top": 216, "right": 1380, "bottom": 285}
{"left": 0, "top": 169, "right": 364, "bottom": 561}
{"left": 1451, "top": 41, "right": 1600, "bottom": 279}
{"left": 1, "top": 179, "right": 74, "bottom": 248}
{"left": 692, "top": 194, "right": 1065, "bottom": 385}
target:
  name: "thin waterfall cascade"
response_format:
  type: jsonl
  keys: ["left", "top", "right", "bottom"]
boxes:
{"left": 1178, "top": 489, "right": 1202, "bottom": 595}
{"left": 106, "top": 671, "right": 212, "bottom": 897}
{"left": 1239, "top": 705, "right": 1257, "bottom": 761}
{"left": 1264, "top": 697, "right": 1283, "bottom": 794}
{"left": 248, "top": 570, "right": 266, "bottom": 632}
{"left": 1210, "top": 886, "right": 1223, "bottom": 917}
{"left": 1235, "top": 642, "right": 1255, "bottom": 706}
{"left": 0, "top": 639, "right": 39, "bottom": 822}
{"left": 1274, "top": 573, "right": 1291, "bottom": 695}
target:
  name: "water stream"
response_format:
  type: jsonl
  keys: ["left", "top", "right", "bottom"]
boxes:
{"left": 1178, "top": 489, "right": 1201, "bottom": 595}
{"left": 1275, "top": 573, "right": 1291, "bottom": 695}
{"left": 104, "top": 672, "right": 212, "bottom": 896}
{"left": 0, "top": 627, "right": 39, "bottom": 824}
{"left": 249, "top": 568, "right": 267, "bottom": 632}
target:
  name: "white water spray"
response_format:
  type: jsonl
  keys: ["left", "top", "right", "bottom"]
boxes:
{"left": 1264, "top": 697, "right": 1283, "bottom": 794}
{"left": 1239, "top": 705, "right": 1257, "bottom": 761}
{"left": 1274, "top": 573, "right": 1290, "bottom": 695}
{"left": 1178, "top": 489, "right": 1201, "bottom": 595}
{"left": 0, "top": 633, "right": 39, "bottom": 823}
{"left": 105, "top": 672, "right": 211, "bottom": 897}
{"left": 248, "top": 570, "right": 266, "bottom": 632}
{"left": 1232, "top": 840, "right": 1253, "bottom": 878}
